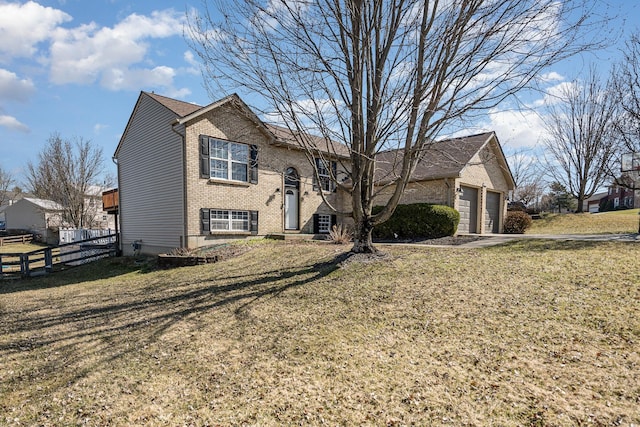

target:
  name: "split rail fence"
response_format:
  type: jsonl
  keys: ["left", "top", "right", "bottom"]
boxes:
{"left": 0, "top": 233, "right": 117, "bottom": 278}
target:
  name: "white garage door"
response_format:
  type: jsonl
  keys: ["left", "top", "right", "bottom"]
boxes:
{"left": 458, "top": 186, "right": 478, "bottom": 233}
{"left": 485, "top": 191, "right": 501, "bottom": 234}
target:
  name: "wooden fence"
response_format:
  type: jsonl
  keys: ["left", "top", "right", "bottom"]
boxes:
{"left": 0, "top": 234, "right": 117, "bottom": 278}
{"left": 0, "top": 234, "right": 34, "bottom": 247}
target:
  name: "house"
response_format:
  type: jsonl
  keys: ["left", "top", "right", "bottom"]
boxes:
{"left": 599, "top": 184, "right": 638, "bottom": 211}
{"left": 115, "top": 92, "right": 515, "bottom": 255}
{"left": 0, "top": 190, "right": 28, "bottom": 222}
{"left": 114, "top": 91, "right": 348, "bottom": 255}
{"left": 583, "top": 191, "right": 608, "bottom": 213}
{"left": 3, "top": 198, "right": 65, "bottom": 244}
{"left": 371, "top": 132, "right": 515, "bottom": 234}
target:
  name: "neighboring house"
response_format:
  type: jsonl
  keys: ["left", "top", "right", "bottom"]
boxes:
{"left": 0, "top": 190, "right": 28, "bottom": 222}
{"left": 371, "top": 132, "right": 515, "bottom": 234}
{"left": 114, "top": 91, "right": 348, "bottom": 255}
{"left": 599, "top": 184, "right": 638, "bottom": 211}
{"left": 583, "top": 191, "right": 608, "bottom": 213}
{"left": 84, "top": 185, "right": 117, "bottom": 230}
{"left": 3, "top": 198, "right": 65, "bottom": 244}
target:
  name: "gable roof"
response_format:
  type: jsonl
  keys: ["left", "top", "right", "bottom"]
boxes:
{"left": 21, "top": 197, "right": 65, "bottom": 211}
{"left": 375, "top": 132, "right": 515, "bottom": 188}
{"left": 145, "top": 91, "right": 202, "bottom": 117}
{"left": 116, "top": 91, "right": 349, "bottom": 158}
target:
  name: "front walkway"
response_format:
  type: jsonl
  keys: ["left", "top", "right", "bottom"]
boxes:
{"left": 378, "top": 233, "right": 640, "bottom": 249}
{"left": 455, "top": 233, "right": 640, "bottom": 248}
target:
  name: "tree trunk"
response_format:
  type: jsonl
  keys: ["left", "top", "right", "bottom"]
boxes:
{"left": 576, "top": 196, "right": 584, "bottom": 213}
{"left": 351, "top": 218, "right": 378, "bottom": 253}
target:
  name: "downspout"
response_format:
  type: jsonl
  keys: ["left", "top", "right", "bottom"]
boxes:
{"left": 444, "top": 178, "right": 451, "bottom": 207}
{"left": 111, "top": 155, "right": 121, "bottom": 256}
{"left": 171, "top": 121, "right": 188, "bottom": 248}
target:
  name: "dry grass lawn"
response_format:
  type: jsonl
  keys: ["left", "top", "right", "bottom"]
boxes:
{"left": 1, "top": 240, "right": 639, "bottom": 426}
{"left": 528, "top": 209, "right": 639, "bottom": 235}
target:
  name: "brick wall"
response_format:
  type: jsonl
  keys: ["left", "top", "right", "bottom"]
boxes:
{"left": 183, "top": 105, "right": 342, "bottom": 248}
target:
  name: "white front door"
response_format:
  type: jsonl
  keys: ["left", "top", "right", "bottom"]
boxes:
{"left": 285, "top": 189, "right": 299, "bottom": 230}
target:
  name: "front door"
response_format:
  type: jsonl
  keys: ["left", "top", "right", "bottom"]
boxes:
{"left": 285, "top": 189, "right": 299, "bottom": 230}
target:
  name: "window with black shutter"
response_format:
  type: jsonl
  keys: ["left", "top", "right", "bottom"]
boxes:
{"left": 201, "top": 208, "right": 257, "bottom": 234}
{"left": 199, "top": 135, "right": 258, "bottom": 184}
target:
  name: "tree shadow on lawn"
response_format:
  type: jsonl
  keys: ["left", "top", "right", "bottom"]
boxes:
{"left": 0, "top": 256, "right": 158, "bottom": 294}
{"left": 0, "top": 252, "right": 351, "bottom": 399}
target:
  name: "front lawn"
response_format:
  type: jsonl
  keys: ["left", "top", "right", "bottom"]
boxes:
{"left": 528, "top": 209, "right": 639, "bottom": 234}
{"left": 1, "top": 240, "right": 639, "bottom": 425}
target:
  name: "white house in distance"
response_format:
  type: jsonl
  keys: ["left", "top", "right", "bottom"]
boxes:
{"left": 4, "top": 192, "right": 116, "bottom": 244}
{"left": 4, "top": 198, "right": 65, "bottom": 244}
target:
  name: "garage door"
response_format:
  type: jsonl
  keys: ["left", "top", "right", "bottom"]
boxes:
{"left": 485, "top": 191, "right": 501, "bottom": 234}
{"left": 458, "top": 186, "right": 478, "bottom": 233}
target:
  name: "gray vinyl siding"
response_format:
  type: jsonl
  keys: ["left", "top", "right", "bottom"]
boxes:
{"left": 117, "top": 94, "right": 185, "bottom": 255}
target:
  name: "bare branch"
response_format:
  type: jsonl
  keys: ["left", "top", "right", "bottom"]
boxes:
{"left": 543, "top": 68, "right": 621, "bottom": 212}
{"left": 188, "top": 0, "right": 606, "bottom": 251}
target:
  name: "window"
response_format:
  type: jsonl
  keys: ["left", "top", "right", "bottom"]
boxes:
{"left": 201, "top": 208, "right": 258, "bottom": 234}
{"left": 317, "top": 214, "right": 331, "bottom": 233}
{"left": 200, "top": 136, "right": 258, "bottom": 183}
{"left": 314, "top": 158, "right": 337, "bottom": 192}
{"left": 210, "top": 210, "right": 249, "bottom": 231}
{"left": 313, "top": 213, "right": 336, "bottom": 234}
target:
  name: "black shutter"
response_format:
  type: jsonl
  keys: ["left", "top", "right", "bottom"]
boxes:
{"left": 313, "top": 214, "right": 319, "bottom": 234}
{"left": 331, "top": 161, "right": 338, "bottom": 192}
{"left": 331, "top": 214, "right": 337, "bottom": 229}
{"left": 200, "top": 135, "right": 210, "bottom": 179}
{"left": 201, "top": 208, "right": 210, "bottom": 234}
{"left": 250, "top": 211, "right": 259, "bottom": 235}
{"left": 312, "top": 158, "right": 320, "bottom": 191}
{"left": 250, "top": 145, "right": 258, "bottom": 184}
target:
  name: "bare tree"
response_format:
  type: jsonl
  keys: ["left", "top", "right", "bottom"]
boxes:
{"left": 613, "top": 33, "right": 640, "bottom": 155}
{"left": 26, "top": 134, "right": 108, "bottom": 228}
{"left": 189, "top": 0, "right": 603, "bottom": 252}
{"left": 0, "top": 166, "right": 15, "bottom": 207}
{"left": 610, "top": 33, "right": 640, "bottom": 194}
{"left": 507, "top": 148, "right": 546, "bottom": 207}
{"left": 543, "top": 68, "right": 620, "bottom": 213}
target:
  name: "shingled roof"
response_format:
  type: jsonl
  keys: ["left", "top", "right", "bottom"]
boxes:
{"left": 265, "top": 124, "right": 351, "bottom": 158}
{"left": 144, "top": 92, "right": 203, "bottom": 117}
{"left": 139, "top": 92, "right": 350, "bottom": 158}
{"left": 375, "top": 132, "right": 498, "bottom": 183}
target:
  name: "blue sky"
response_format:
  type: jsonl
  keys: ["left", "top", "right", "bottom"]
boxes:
{"left": 0, "top": 0, "right": 638, "bottom": 187}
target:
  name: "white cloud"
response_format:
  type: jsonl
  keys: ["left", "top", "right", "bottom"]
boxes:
{"left": 0, "top": 69, "right": 35, "bottom": 102}
{"left": 540, "top": 71, "right": 564, "bottom": 82}
{"left": 0, "top": 114, "right": 29, "bottom": 133}
{"left": 0, "top": 1, "right": 71, "bottom": 59}
{"left": 486, "top": 108, "right": 548, "bottom": 149}
{"left": 49, "top": 9, "right": 185, "bottom": 89}
{"left": 453, "top": 106, "right": 548, "bottom": 150}
{"left": 93, "top": 123, "right": 108, "bottom": 134}
{"left": 531, "top": 81, "right": 576, "bottom": 107}
{"left": 100, "top": 65, "right": 175, "bottom": 91}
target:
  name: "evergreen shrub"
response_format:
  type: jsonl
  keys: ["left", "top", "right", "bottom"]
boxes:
{"left": 372, "top": 203, "right": 460, "bottom": 239}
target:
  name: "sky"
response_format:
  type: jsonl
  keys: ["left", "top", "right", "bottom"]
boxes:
{"left": 0, "top": 0, "right": 639, "bottom": 189}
